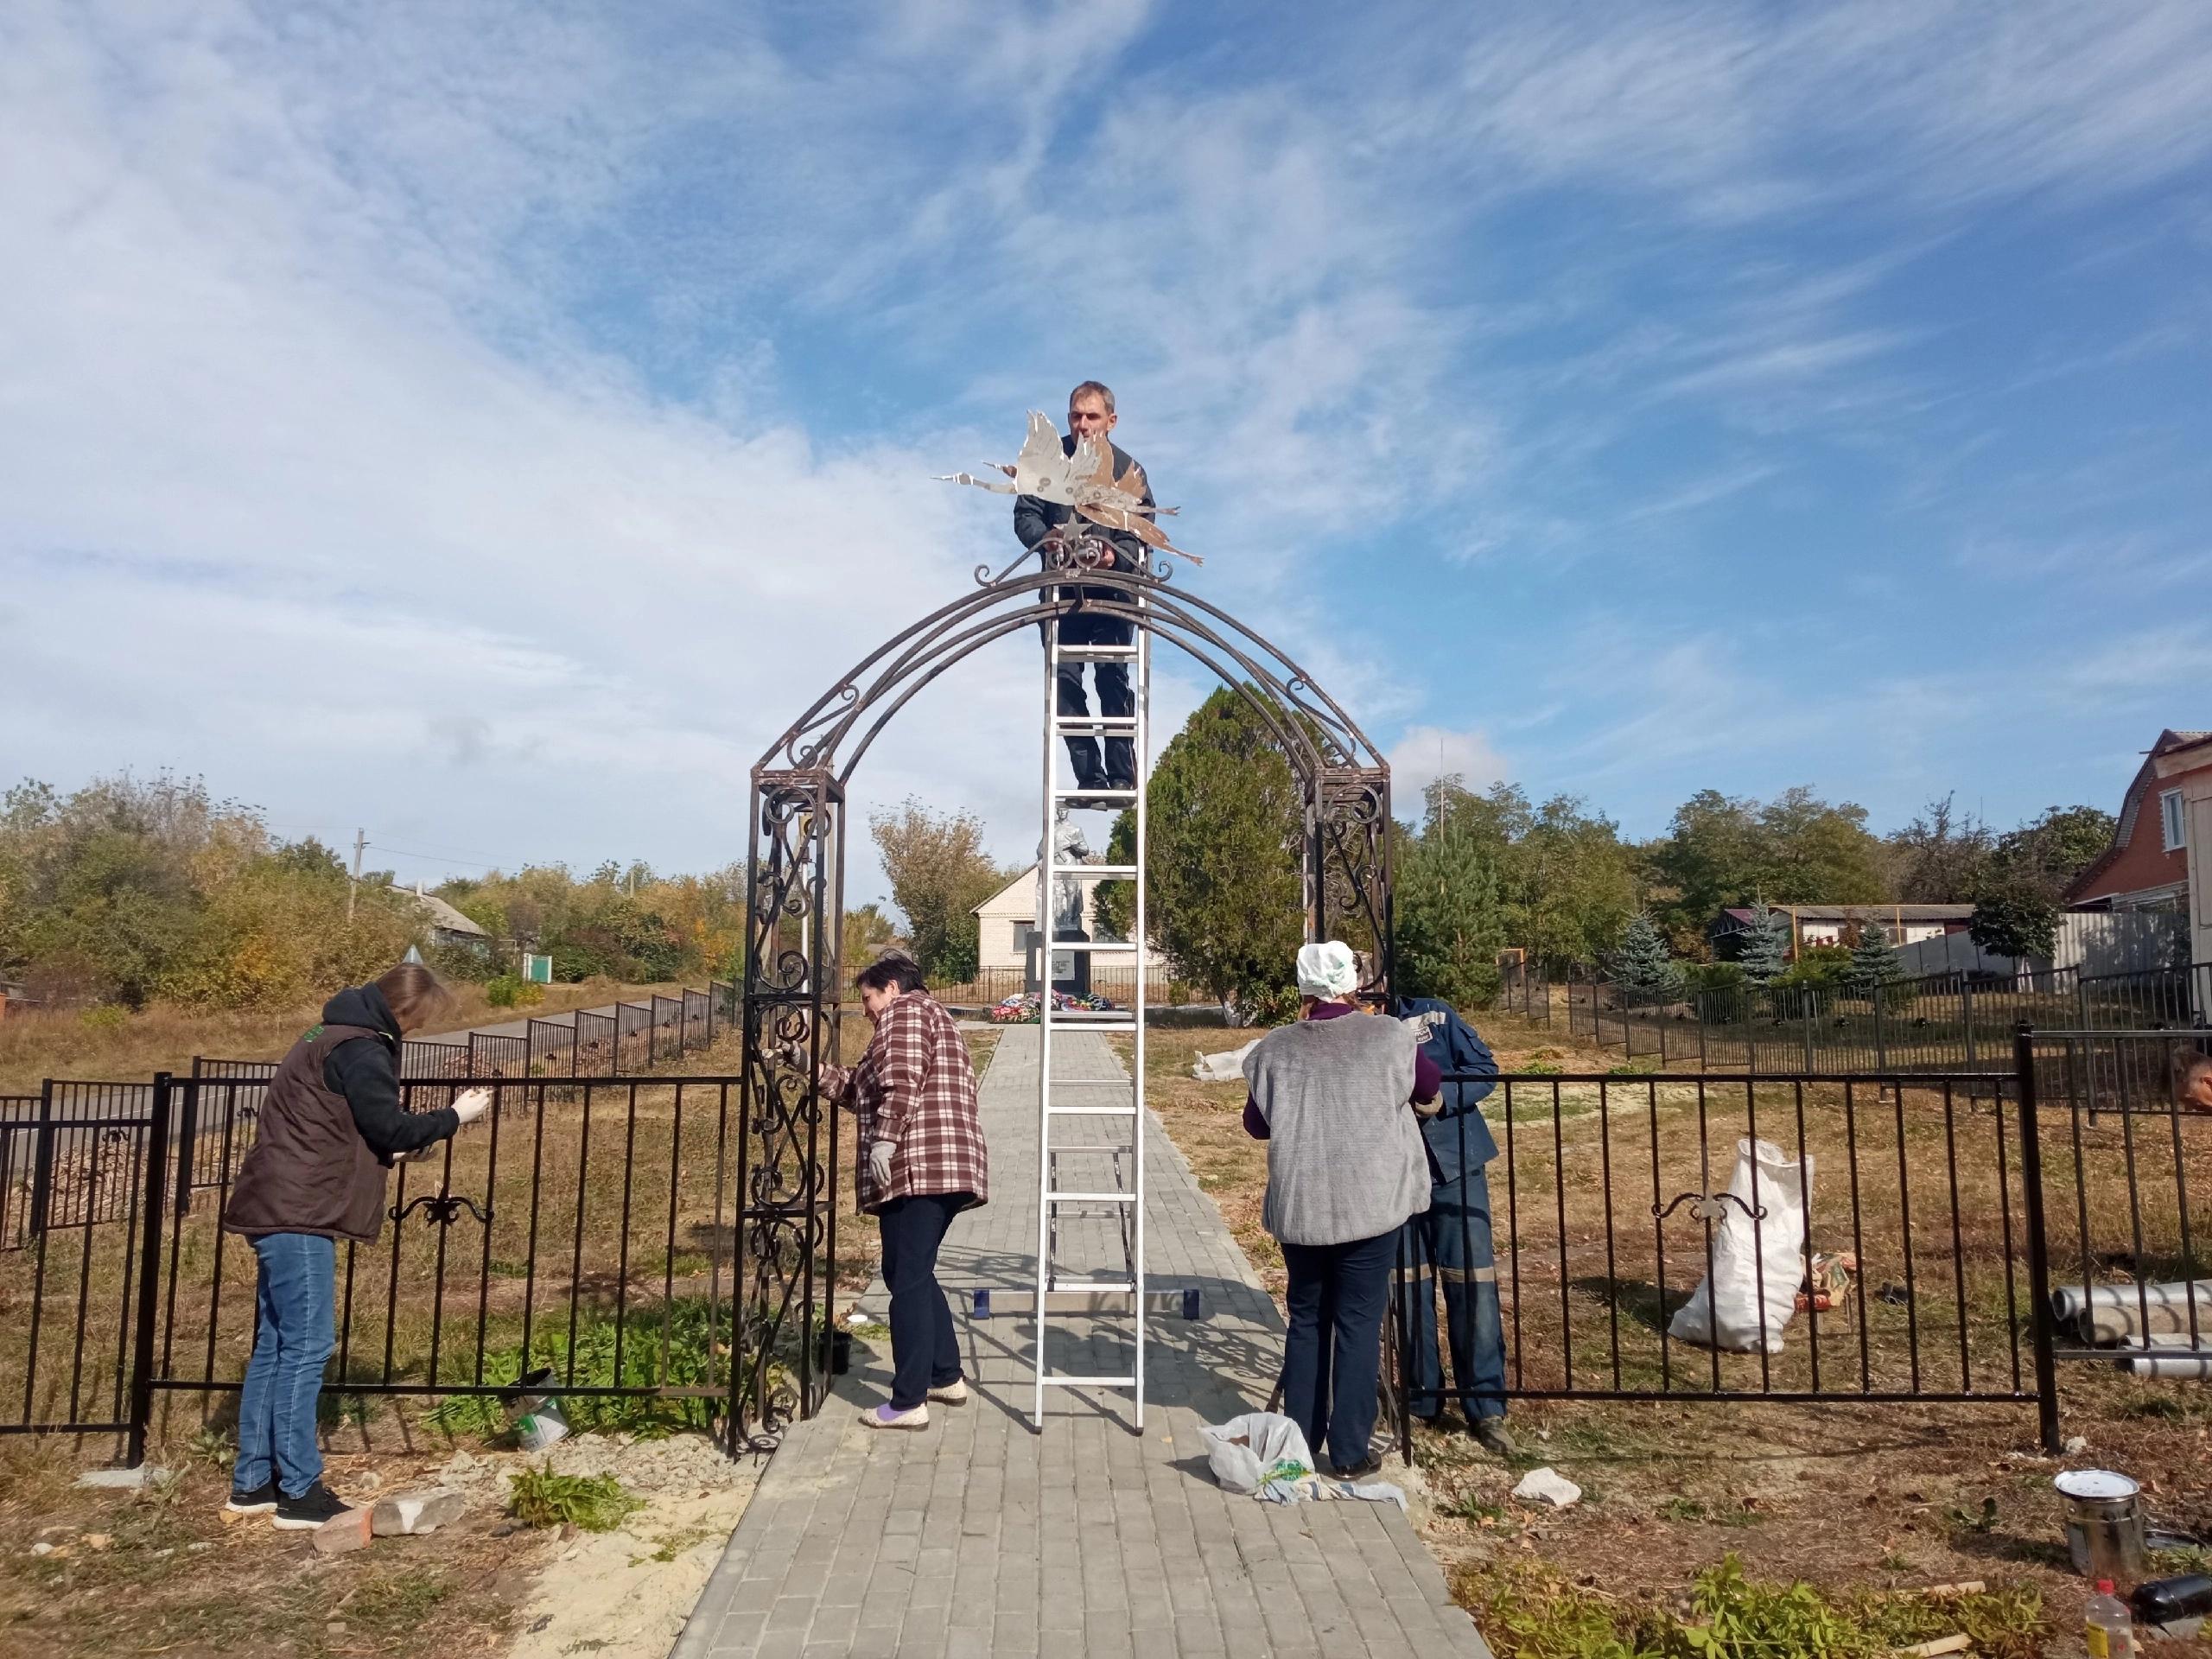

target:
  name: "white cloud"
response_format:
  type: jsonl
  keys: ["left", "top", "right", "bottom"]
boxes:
{"left": 8, "top": 0, "right": 2210, "bottom": 899}
{"left": 1388, "top": 726, "right": 1509, "bottom": 815}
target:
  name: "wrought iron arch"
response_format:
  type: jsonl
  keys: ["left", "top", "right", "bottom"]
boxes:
{"left": 723, "top": 550, "right": 1393, "bottom": 1451}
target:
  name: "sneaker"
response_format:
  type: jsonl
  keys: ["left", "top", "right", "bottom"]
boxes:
{"left": 225, "top": 1481, "right": 278, "bottom": 1516}
{"left": 1471, "top": 1419, "right": 1520, "bottom": 1459}
{"left": 272, "top": 1480, "right": 352, "bottom": 1530}
{"left": 926, "top": 1379, "right": 969, "bottom": 1406}
{"left": 860, "top": 1402, "right": 930, "bottom": 1431}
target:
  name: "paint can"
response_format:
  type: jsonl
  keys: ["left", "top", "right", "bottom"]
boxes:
{"left": 2056, "top": 1469, "right": 2147, "bottom": 1584}
{"left": 505, "top": 1366, "right": 569, "bottom": 1453}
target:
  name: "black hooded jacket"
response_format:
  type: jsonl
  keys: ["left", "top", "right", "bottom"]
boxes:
{"left": 221, "top": 984, "right": 461, "bottom": 1242}
{"left": 318, "top": 983, "right": 458, "bottom": 1160}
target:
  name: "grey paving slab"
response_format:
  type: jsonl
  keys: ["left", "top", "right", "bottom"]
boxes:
{"left": 671, "top": 1024, "right": 1490, "bottom": 1658}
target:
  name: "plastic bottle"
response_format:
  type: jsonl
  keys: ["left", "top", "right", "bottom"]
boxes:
{"left": 2132, "top": 1573, "right": 2212, "bottom": 1629}
{"left": 2086, "top": 1578, "right": 2136, "bottom": 1658}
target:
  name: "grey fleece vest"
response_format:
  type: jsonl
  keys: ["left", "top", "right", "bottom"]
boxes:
{"left": 1243, "top": 1013, "right": 1432, "bottom": 1248}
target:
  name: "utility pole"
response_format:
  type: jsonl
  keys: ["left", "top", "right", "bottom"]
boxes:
{"left": 347, "top": 828, "right": 367, "bottom": 925}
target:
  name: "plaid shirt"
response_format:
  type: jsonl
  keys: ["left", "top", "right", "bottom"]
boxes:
{"left": 824, "top": 992, "right": 988, "bottom": 1215}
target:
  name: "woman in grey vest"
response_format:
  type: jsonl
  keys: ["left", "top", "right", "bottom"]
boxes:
{"left": 1242, "top": 942, "right": 1440, "bottom": 1477}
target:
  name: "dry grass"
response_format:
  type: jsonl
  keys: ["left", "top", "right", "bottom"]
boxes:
{"left": 1135, "top": 1009, "right": 2212, "bottom": 1649}
{"left": 3, "top": 1013, "right": 995, "bottom": 1448}
{"left": 0, "top": 1435, "right": 535, "bottom": 1659}
{"left": 0, "top": 979, "right": 697, "bottom": 1095}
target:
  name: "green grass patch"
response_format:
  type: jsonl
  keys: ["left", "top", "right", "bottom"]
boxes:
{"left": 508, "top": 1465, "right": 643, "bottom": 1533}
{"left": 1471, "top": 1555, "right": 2044, "bottom": 1659}
{"left": 424, "top": 1297, "right": 723, "bottom": 1440}
{"left": 348, "top": 1567, "right": 453, "bottom": 1630}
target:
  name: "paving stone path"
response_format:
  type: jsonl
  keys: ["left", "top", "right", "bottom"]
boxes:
{"left": 673, "top": 1024, "right": 1491, "bottom": 1659}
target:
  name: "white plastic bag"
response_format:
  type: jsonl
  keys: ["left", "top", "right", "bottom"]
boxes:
{"left": 1199, "top": 1412, "right": 1313, "bottom": 1495}
{"left": 1667, "top": 1138, "right": 1812, "bottom": 1354}
{"left": 1192, "top": 1039, "right": 1259, "bottom": 1083}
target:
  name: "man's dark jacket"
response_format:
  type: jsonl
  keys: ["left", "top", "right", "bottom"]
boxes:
{"left": 1394, "top": 995, "right": 1499, "bottom": 1184}
{"left": 222, "top": 984, "right": 459, "bottom": 1243}
{"left": 1014, "top": 435, "right": 1155, "bottom": 576}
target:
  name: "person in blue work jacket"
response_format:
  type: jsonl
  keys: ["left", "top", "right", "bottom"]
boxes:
{"left": 1392, "top": 995, "right": 1516, "bottom": 1457}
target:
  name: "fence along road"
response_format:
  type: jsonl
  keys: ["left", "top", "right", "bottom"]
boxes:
{"left": 1507, "top": 958, "right": 2212, "bottom": 1077}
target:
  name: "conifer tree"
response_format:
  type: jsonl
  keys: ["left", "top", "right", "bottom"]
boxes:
{"left": 1736, "top": 900, "right": 1790, "bottom": 988}
{"left": 1847, "top": 920, "right": 1905, "bottom": 995}
{"left": 1610, "top": 912, "right": 1682, "bottom": 1001}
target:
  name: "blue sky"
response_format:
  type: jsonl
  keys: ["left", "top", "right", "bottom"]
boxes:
{"left": 6, "top": 1, "right": 2209, "bottom": 903}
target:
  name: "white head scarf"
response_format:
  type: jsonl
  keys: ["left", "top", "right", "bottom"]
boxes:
{"left": 1294, "top": 940, "right": 1360, "bottom": 1001}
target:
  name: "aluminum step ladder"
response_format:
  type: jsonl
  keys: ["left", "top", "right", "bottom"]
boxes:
{"left": 1033, "top": 591, "right": 1150, "bottom": 1427}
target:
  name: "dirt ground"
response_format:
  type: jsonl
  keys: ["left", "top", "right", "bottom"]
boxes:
{"left": 0, "top": 1419, "right": 758, "bottom": 1659}
{"left": 1140, "top": 1014, "right": 2212, "bottom": 1656}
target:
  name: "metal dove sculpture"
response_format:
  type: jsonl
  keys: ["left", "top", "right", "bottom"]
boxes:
{"left": 938, "top": 411, "right": 1200, "bottom": 565}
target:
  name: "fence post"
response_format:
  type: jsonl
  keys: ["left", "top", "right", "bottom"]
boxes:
{"left": 1802, "top": 994, "right": 1815, "bottom": 1072}
{"left": 127, "top": 1074, "right": 175, "bottom": 1467}
{"left": 29, "top": 1079, "right": 54, "bottom": 1237}
{"left": 1963, "top": 982, "right": 1978, "bottom": 1068}
{"left": 1874, "top": 983, "right": 1887, "bottom": 1072}
{"left": 2075, "top": 974, "right": 2089, "bottom": 1033}
{"left": 2012, "top": 1025, "right": 2063, "bottom": 1454}
{"left": 175, "top": 1058, "right": 202, "bottom": 1218}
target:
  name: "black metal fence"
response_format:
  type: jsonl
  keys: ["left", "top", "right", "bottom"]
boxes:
{"left": 3, "top": 992, "right": 730, "bottom": 1256}
{"left": 138, "top": 1072, "right": 792, "bottom": 1457}
{"left": 2025, "top": 1028, "right": 2212, "bottom": 1395}
{"left": 1394, "top": 1063, "right": 2038, "bottom": 1456}
{"left": 929, "top": 965, "right": 1212, "bottom": 1008}
{"left": 1560, "top": 960, "right": 2212, "bottom": 1077}
{"left": 18, "top": 1017, "right": 2209, "bottom": 1463}
{"left": 1495, "top": 960, "right": 1553, "bottom": 1027}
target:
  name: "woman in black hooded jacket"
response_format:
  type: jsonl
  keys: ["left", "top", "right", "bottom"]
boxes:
{"left": 220, "top": 962, "right": 486, "bottom": 1528}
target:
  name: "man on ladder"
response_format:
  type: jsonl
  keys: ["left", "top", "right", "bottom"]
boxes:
{"left": 1014, "top": 379, "right": 1155, "bottom": 801}
{"left": 1019, "top": 377, "right": 1161, "bottom": 1429}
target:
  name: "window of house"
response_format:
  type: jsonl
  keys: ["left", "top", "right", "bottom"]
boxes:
{"left": 2161, "top": 789, "right": 2185, "bottom": 852}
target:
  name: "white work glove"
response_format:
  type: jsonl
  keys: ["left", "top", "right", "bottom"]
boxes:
{"left": 868, "top": 1139, "right": 895, "bottom": 1191}
{"left": 451, "top": 1087, "right": 492, "bottom": 1128}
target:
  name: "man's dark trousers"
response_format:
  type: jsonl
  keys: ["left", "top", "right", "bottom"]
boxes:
{"left": 878, "top": 1192, "right": 967, "bottom": 1410}
{"left": 1397, "top": 1167, "right": 1506, "bottom": 1423}
{"left": 1280, "top": 1228, "right": 1396, "bottom": 1471}
{"left": 1054, "top": 609, "right": 1135, "bottom": 787}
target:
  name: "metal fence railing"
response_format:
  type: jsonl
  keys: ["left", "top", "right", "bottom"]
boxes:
{"left": 1494, "top": 962, "right": 1554, "bottom": 1027}
{"left": 3, "top": 988, "right": 731, "bottom": 1254}
{"left": 2026, "top": 1027, "right": 2212, "bottom": 1396}
{"left": 1395, "top": 1065, "right": 2033, "bottom": 1443}
{"left": 1557, "top": 960, "right": 2212, "bottom": 1077}
{"left": 929, "top": 964, "right": 1210, "bottom": 1008}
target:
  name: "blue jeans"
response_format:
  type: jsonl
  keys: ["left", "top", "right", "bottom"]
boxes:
{"left": 1398, "top": 1169, "right": 1508, "bottom": 1422}
{"left": 878, "top": 1194, "right": 966, "bottom": 1411}
{"left": 1280, "top": 1228, "right": 1397, "bottom": 1471}
{"left": 232, "top": 1232, "right": 337, "bottom": 1498}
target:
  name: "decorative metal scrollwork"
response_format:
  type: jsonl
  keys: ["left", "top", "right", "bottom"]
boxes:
{"left": 1653, "top": 1192, "right": 1768, "bottom": 1224}
{"left": 391, "top": 1192, "right": 493, "bottom": 1228}
{"left": 738, "top": 550, "right": 1394, "bottom": 1447}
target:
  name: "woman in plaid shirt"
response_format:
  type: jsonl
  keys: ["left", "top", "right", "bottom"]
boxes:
{"left": 822, "top": 957, "right": 989, "bottom": 1429}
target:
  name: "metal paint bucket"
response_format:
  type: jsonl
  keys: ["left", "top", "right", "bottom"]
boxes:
{"left": 2056, "top": 1470, "right": 2147, "bottom": 1583}
{"left": 505, "top": 1366, "right": 570, "bottom": 1453}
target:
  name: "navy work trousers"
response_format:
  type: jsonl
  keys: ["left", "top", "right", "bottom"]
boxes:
{"left": 1280, "top": 1227, "right": 1397, "bottom": 1472}
{"left": 1397, "top": 1167, "right": 1508, "bottom": 1423}
{"left": 877, "top": 1192, "right": 968, "bottom": 1410}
